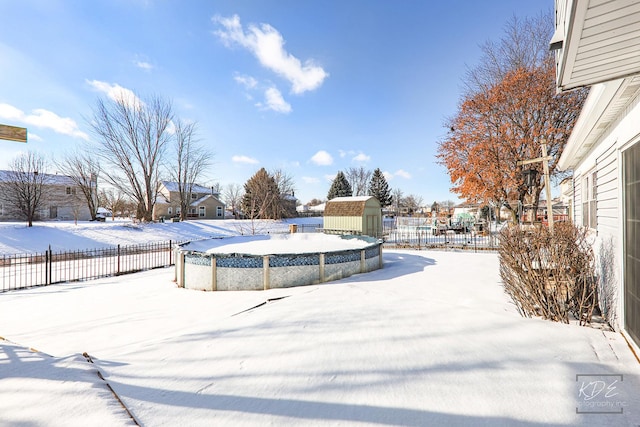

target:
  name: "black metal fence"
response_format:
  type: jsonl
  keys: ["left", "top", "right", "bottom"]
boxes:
{"left": 0, "top": 221, "right": 500, "bottom": 292}
{"left": 0, "top": 240, "right": 182, "bottom": 292}
{"left": 292, "top": 221, "right": 500, "bottom": 251}
{"left": 382, "top": 228, "right": 499, "bottom": 251}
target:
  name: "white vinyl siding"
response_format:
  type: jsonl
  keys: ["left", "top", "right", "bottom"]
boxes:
{"left": 596, "top": 142, "right": 619, "bottom": 237}
{"left": 573, "top": 175, "right": 583, "bottom": 224}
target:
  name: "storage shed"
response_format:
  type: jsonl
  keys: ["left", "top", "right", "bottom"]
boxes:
{"left": 323, "top": 196, "right": 382, "bottom": 237}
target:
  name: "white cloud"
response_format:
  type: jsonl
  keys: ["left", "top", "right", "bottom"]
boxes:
{"left": 234, "top": 74, "right": 258, "bottom": 89}
{"left": 352, "top": 152, "right": 370, "bottom": 163}
{"left": 382, "top": 170, "right": 393, "bottom": 181}
{"left": 302, "top": 176, "right": 320, "bottom": 184}
{"left": 232, "top": 155, "right": 259, "bottom": 164}
{"left": 28, "top": 133, "right": 43, "bottom": 142}
{"left": 395, "top": 169, "right": 412, "bottom": 179}
{"left": 338, "top": 149, "right": 347, "bottom": 158}
{"left": 213, "top": 14, "right": 328, "bottom": 94}
{"left": 86, "top": 80, "right": 141, "bottom": 105}
{"left": 324, "top": 173, "right": 337, "bottom": 182}
{"left": 0, "top": 103, "right": 88, "bottom": 140}
{"left": 135, "top": 61, "right": 154, "bottom": 71}
{"left": 262, "top": 87, "right": 291, "bottom": 114}
{"left": 310, "top": 150, "right": 333, "bottom": 166}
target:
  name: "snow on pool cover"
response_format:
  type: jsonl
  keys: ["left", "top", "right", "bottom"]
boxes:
{"left": 176, "top": 233, "right": 383, "bottom": 291}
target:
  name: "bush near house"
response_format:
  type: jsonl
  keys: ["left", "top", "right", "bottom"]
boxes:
{"left": 498, "top": 222, "right": 597, "bottom": 326}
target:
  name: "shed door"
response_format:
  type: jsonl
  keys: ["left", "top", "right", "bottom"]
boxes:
{"left": 365, "top": 215, "right": 378, "bottom": 237}
{"left": 624, "top": 143, "right": 640, "bottom": 348}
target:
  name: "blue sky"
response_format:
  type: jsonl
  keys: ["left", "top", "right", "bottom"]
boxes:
{"left": 0, "top": 0, "right": 550, "bottom": 205}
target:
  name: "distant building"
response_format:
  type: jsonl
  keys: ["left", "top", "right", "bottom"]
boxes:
{"left": 0, "top": 171, "right": 95, "bottom": 222}
{"left": 153, "top": 181, "right": 225, "bottom": 220}
{"left": 297, "top": 203, "right": 325, "bottom": 216}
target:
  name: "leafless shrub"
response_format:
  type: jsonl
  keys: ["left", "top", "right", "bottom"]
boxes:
{"left": 499, "top": 223, "right": 597, "bottom": 325}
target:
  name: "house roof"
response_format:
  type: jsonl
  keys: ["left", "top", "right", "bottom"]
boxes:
{"left": 160, "top": 181, "right": 219, "bottom": 195}
{"left": 557, "top": 64, "right": 640, "bottom": 171}
{"left": 554, "top": 0, "right": 640, "bottom": 92}
{"left": 190, "top": 194, "right": 225, "bottom": 207}
{"left": 554, "top": 0, "right": 640, "bottom": 170}
{"left": 0, "top": 170, "right": 76, "bottom": 186}
{"left": 324, "top": 196, "right": 379, "bottom": 217}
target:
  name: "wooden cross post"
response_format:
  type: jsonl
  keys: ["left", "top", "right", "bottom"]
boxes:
{"left": 517, "top": 140, "right": 554, "bottom": 233}
{"left": 0, "top": 124, "right": 27, "bottom": 143}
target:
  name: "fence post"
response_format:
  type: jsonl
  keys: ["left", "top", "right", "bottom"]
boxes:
{"left": 263, "top": 255, "right": 270, "bottom": 290}
{"left": 169, "top": 240, "right": 172, "bottom": 265}
{"left": 46, "top": 245, "right": 52, "bottom": 285}
{"left": 117, "top": 244, "right": 121, "bottom": 275}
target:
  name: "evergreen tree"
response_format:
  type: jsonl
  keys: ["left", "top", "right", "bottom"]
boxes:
{"left": 327, "top": 171, "right": 352, "bottom": 200}
{"left": 241, "top": 168, "right": 282, "bottom": 219}
{"left": 368, "top": 168, "right": 392, "bottom": 207}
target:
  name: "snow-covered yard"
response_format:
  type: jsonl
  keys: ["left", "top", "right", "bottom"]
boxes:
{"left": 1, "top": 220, "right": 639, "bottom": 426}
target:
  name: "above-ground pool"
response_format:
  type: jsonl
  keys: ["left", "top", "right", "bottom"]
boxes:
{"left": 175, "top": 233, "right": 383, "bottom": 291}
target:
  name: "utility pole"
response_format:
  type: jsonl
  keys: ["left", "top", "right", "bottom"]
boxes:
{"left": 517, "top": 140, "right": 554, "bottom": 233}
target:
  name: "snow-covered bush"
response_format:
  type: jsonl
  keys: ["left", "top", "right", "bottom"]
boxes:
{"left": 498, "top": 222, "right": 597, "bottom": 325}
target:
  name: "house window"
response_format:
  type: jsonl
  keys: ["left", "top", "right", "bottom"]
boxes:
{"left": 199, "top": 206, "right": 206, "bottom": 217}
{"left": 216, "top": 206, "right": 223, "bottom": 217}
{"left": 168, "top": 207, "right": 172, "bottom": 216}
{"left": 190, "top": 208, "right": 196, "bottom": 215}
{"left": 176, "top": 207, "right": 181, "bottom": 214}
{"left": 582, "top": 171, "right": 597, "bottom": 229}
{"left": 191, "top": 193, "right": 198, "bottom": 200}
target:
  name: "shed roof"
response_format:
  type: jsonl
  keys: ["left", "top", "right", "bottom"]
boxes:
{"left": 324, "top": 196, "right": 379, "bottom": 217}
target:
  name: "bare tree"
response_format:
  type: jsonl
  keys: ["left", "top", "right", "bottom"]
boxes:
{"left": 391, "top": 188, "right": 403, "bottom": 215}
{"left": 403, "top": 194, "right": 424, "bottom": 215}
{"left": 464, "top": 12, "right": 553, "bottom": 95}
{"left": 345, "top": 166, "right": 372, "bottom": 196}
{"left": 439, "top": 200, "right": 457, "bottom": 211}
{"left": 98, "top": 188, "right": 129, "bottom": 220}
{"left": 0, "top": 152, "right": 50, "bottom": 227}
{"left": 271, "top": 168, "right": 296, "bottom": 196}
{"left": 271, "top": 168, "right": 297, "bottom": 218}
{"left": 88, "top": 93, "right": 173, "bottom": 222}
{"left": 55, "top": 151, "right": 99, "bottom": 220}
{"left": 223, "top": 183, "right": 243, "bottom": 219}
{"left": 166, "top": 119, "right": 212, "bottom": 221}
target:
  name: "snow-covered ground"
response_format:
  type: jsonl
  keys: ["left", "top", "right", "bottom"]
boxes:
{"left": 0, "top": 218, "right": 320, "bottom": 254}
{"left": 1, "top": 220, "right": 640, "bottom": 426}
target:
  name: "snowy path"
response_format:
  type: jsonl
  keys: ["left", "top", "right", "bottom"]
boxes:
{"left": 1, "top": 250, "right": 639, "bottom": 426}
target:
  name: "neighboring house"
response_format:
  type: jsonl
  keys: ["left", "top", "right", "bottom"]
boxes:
{"left": 553, "top": 0, "right": 640, "bottom": 351}
{"left": 281, "top": 193, "right": 298, "bottom": 218}
{"left": 0, "top": 170, "right": 95, "bottom": 222}
{"left": 323, "top": 196, "right": 382, "bottom": 237}
{"left": 153, "top": 181, "right": 225, "bottom": 220}
{"left": 296, "top": 203, "right": 325, "bottom": 216}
